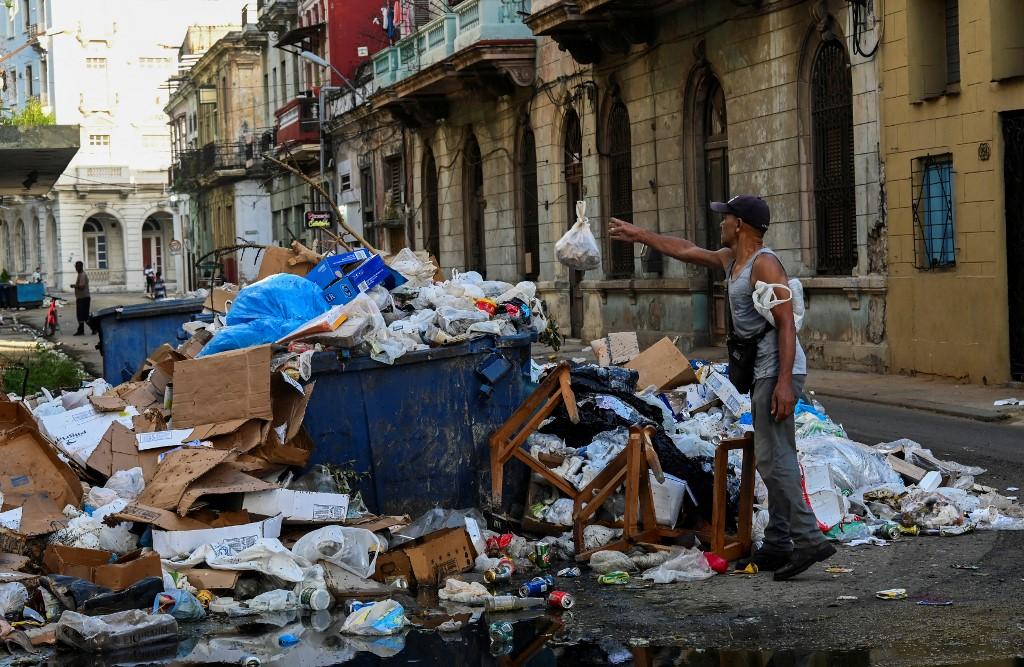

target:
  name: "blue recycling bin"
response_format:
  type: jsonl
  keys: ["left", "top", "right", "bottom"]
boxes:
{"left": 91, "top": 298, "right": 208, "bottom": 383}
{"left": 302, "top": 333, "right": 533, "bottom": 517}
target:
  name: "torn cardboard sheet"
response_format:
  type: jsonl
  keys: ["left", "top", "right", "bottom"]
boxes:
{"left": 136, "top": 429, "right": 196, "bottom": 452}
{"left": 109, "top": 503, "right": 209, "bottom": 532}
{"left": 204, "top": 286, "right": 239, "bottom": 315}
{"left": 43, "top": 545, "right": 162, "bottom": 590}
{"left": 136, "top": 448, "right": 234, "bottom": 511}
{"left": 37, "top": 404, "right": 139, "bottom": 465}
{"left": 152, "top": 514, "right": 284, "bottom": 559}
{"left": 172, "top": 346, "right": 273, "bottom": 428}
{"left": 624, "top": 337, "right": 697, "bottom": 391}
{"left": 193, "top": 420, "right": 266, "bottom": 454}
{"left": 87, "top": 423, "right": 162, "bottom": 483}
{"left": 0, "top": 401, "right": 35, "bottom": 431}
{"left": 175, "top": 465, "right": 277, "bottom": 516}
{"left": 15, "top": 493, "right": 70, "bottom": 536}
{"left": 256, "top": 245, "right": 315, "bottom": 281}
{"left": 271, "top": 377, "right": 315, "bottom": 445}
{"left": 243, "top": 489, "right": 349, "bottom": 523}
{"left": 0, "top": 426, "right": 83, "bottom": 510}
{"left": 89, "top": 395, "right": 128, "bottom": 413}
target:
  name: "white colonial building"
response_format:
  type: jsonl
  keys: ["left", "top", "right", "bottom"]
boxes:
{"left": 0, "top": 0, "right": 247, "bottom": 292}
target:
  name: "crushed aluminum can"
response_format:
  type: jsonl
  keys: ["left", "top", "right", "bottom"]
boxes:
{"left": 598, "top": 571, "right": 630, "bottom": 585}
{"left": 529, "top": 543, "right": 552, "bottom": 569}
{"left": 488, "top": 621, "right": 514, "bottom": 643}
{"left": 547, "top": 591, "right": 575, "bottom": 609}
{"left": 484, "top": 564, "right": 513, "bottom": 584}
{"left": 875, "top": 588, "right": 908, "bottom": 600}
{"left": 557, "top": 567, "right": 581, "bottom": 578}
{"left": 240, "top": 659, "right": 262, "bottom": 667}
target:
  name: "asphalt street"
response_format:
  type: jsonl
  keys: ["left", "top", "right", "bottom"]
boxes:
{"left": 823, "top": 395, "right": 1024, "bottom": 490}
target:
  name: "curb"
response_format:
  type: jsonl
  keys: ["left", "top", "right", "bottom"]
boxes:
{"left": 811, "top": 387, "right": 1016, "bottom": 424}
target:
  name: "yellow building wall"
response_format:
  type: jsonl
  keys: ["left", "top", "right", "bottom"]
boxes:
{"left": 882, "top": 0, "right": 1024, "bottom": 383}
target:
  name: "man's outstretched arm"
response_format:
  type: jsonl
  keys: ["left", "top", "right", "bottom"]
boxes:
{"left": 608, "top": 218, "right": 732, "bottom": 271}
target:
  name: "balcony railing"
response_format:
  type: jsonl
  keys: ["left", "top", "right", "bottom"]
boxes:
{"left": 372, "top": 0, "right": 533, "bottom": 90}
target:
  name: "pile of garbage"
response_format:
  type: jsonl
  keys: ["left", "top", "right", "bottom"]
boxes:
{"left": 519, "top": 331, "right": 1024, "bottom": 547}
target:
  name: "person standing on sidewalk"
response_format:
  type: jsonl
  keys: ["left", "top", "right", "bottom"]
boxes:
{"left": 609, "top": 194, "right": 835, "bottom": 581}
{"left": 70, "top": 261, "right": 91, "bottom": 336}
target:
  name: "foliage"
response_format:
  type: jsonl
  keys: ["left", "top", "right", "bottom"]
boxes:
{"left": 0, "top": 270, "right": 8, "bottom": 284}
{"left": 2, "top": 347, "right": 86, "bottom": 397}
{"left": 1, "top": 98, "right": 56, "bottom": 128}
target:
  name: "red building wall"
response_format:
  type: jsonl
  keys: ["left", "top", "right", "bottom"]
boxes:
{"left": 326, "top": 0, "right": 390, "bottom": 85}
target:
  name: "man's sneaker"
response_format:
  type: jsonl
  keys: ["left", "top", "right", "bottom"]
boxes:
{"left": 773, "top": 542, "right": 837, "bottom": 581}
{"left": 743, "top": 547, "right": 792, "bottom": 572}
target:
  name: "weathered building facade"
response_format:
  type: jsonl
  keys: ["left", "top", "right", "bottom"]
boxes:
{"left": 328, "top": 0, "right": 888, "bottom": 370}
{"left": 881, "top": 0, "right": 1024, "bottom": 384}
{"left": 167, "top": 26, "right": 272, "bottom": 287}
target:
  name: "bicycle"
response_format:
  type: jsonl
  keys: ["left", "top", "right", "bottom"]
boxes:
{"left": 43, "top": 295, "right": 66, "bottom": 338}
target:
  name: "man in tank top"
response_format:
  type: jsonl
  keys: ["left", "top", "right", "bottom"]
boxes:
{"left": 609, "top": 194, "right": 835, "bottom": 581}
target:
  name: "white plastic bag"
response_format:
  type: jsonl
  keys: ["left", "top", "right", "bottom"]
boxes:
{"left": 641, "top": 547, "right": 715, "bottom": 583}
{"left": 387, "top": 249, "right": 437, "bottom": 287}
{"left": 752, "top": 279, "right": 805, "bottom": 331}
{"left": 437, "top": 579, "right": 491, "bottom": 605}
{"left": 291, "top": 526, "right": 383, "bottom": 580}
{"left": 589, "top": 550, "right": 637, "bottom": 574}
{"left": 0, "top": 582, "right": 27, "bottom": 616}
{"left": 104, "top": 467, "right": 145, "bottom": 501}
{"left": 163, "top": 538, "right": 306, "bottom": 582}
{"left": 340, "top": 599, "right": 407, "bottom": 636}
{"left": 555, "top": 201, "right": 601, "bottom": 270}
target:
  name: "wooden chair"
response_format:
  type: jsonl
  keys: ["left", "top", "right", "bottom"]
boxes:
{"left": 489, "top": 363, "right": 580, "bottom": 506}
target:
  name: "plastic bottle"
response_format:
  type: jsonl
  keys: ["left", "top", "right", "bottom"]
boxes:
{"left": 299, "top": 587, "right": 332, "bottom": 611}
{"left": 485, "top": 596, "right": 545, "bottom": 612}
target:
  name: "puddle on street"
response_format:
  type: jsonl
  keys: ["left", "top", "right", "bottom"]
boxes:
{"left": 26, "top": 611, "right": 1024, "bottom": 667}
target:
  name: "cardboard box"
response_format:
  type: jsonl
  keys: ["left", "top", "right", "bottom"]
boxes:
{"left": 373, "top": 527, "right": 476, "bottom": 589}
{"left": 178, "top": 568, "right": 240, "bottom": 591}
{"left": 109, "top": 503, "right": 210, "bottom": 532}
{"left": 194, "top": 419, "right": 267, "bottom": 454}
{"left": 607, "top": 332, "right": 640, "bottom": 365}
{"left": 152, "top": 514, "right": 283, "bottom": 559}
{"left": 243, "top": 489, "right": 349, "bottom": 523}
{"left": 43, "top": 545, "right": 161, "bottom": 590}
{"left": 179, "top": 328, "right": 213, "bottom": 359}
{"left": 624, "top": 337, "right": 698, "bottom": 391}
{"left": 172, "top": 346, "right": 273, "bottom": 428}
{"left": 204, "top": 286, "right": 239, "bottom": 315}
{"left": 0, "top": 426, "right": 83, "bottom": 510}
{"left": 0, "top": 401, "right": 36, "bottom": 431}
{"left": 37, "top": 405, "right": 139, "bottom": 466}
{"left": 306, "top": 252, "right": 407, "bottom": 306}
{"left": 256, "top": 245, "right": 316, "bottom": 281}
{"left": 696, "top": 367, "right": 750, "bottom": 417}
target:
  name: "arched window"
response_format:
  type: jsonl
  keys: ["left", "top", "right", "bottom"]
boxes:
{"left": 422, "top": 147, "right": 440, "bottom": 260}
{"left": 607, "top": 101, "right": 634, "bottom": 278}
{"left": 703, "top": 77, "right": 729, "bottom": 250}
{"left": 564, "top": 109, "right": 584, "bottom": 337}
{"left": 519, "top": 124, "right": 539, "bottom": 281}
{"left": 812, "top": 40, "right": 856, "bottom": 275}
{"left": 83, "top": 218, "right": 108, "bottom": 269}
{"left": 463, "top": 134, "right": 486, "bottom": 276}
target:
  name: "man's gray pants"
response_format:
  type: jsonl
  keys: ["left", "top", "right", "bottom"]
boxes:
{"left": 751, "top": 374, "right": 824, "bottom": 552}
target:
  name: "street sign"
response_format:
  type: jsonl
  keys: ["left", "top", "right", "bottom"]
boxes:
{"left": 305, "top": 211, "right": 332, "bottom": 229}
{"left": 169, "top": 239, "right": 183, "bottom": 255}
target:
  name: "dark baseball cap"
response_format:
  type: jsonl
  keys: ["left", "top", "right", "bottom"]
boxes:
{"left": 710, "top": 195, "right": 770, "bottom": 233}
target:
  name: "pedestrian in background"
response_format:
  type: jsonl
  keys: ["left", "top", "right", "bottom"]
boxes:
{"left": 70, "top": 261, "right": 92, "bottom": 336}
{"left": 144, "top": 264, "right": 155, "bottom": 296}
{"left": 153, "top": 270, "right": 166, "bottom": 299}
{"left": 31, "top": 266, "right": 41, "bottom": 283}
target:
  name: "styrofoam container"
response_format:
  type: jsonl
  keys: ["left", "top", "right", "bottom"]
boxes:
{"left": 649, "top": 473, "right": 696, "bottom": 528}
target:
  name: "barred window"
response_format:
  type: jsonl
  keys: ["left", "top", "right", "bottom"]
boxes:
{"left": 912, "top": 154, "right": 956, "bottom": 268}
{"left": 606, "top": 101, "right": 634, "bottom": 278}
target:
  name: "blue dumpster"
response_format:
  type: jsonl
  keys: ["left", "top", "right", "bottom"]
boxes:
{"left": 92, "top": 298, "right": 207, "bottom": 383}
{"left": 15, "top": 283, "right": 44, "bottom": 308}
{"left": 302, "top": 333, "right": 532, "bottom": 518}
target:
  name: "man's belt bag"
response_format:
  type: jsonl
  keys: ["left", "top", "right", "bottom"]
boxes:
{"left": 726, "top": 325, "right": 773, "bottom": 394}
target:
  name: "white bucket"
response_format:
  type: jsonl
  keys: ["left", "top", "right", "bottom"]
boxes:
{"left": 649, "top": 473, "right": 696, "bottom": 528}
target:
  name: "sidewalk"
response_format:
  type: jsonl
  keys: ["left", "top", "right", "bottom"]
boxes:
{"left": 2, "top": 291, "right": 150, "bottom": 378}
{"left": 536, "top": 338, "right": 1024, "bottom": 424}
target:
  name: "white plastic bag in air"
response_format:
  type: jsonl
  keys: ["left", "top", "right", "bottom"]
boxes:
{"left": 291, "top": 526, "right": 383, "bottom": 580}
{"left": 555, "top": 201, "right": 601, "bottom": 271}
{"left": 751, "top": 279, "right": 805, "bottom": 331}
